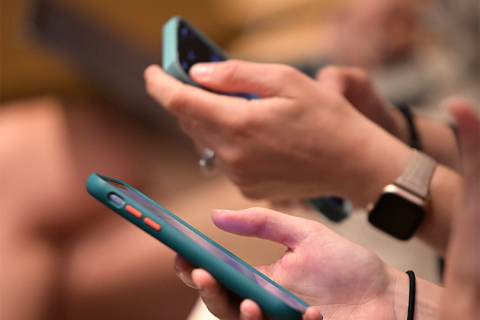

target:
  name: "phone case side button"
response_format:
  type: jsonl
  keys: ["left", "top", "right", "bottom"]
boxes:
{"left": 144, "top": 217, "right": 161, "bottom": 231}
{"left": 125, "top": 205, "right": 143, "bottom": 218}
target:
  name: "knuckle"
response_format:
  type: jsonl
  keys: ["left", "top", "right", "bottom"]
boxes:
{"left": 316, "top": 65, "right": 341, "bottom": 81}
{"left": 274, "top": 64, "right": 302, "bottom": 82}
{"left": 218, "top": 60, "right": 243, "bottom": 84}
{"left": 351, "top": 67, "right": 370, "bottom": 82}
{"left": 162, "top": 86, "right": 189, "bottom": 114}
{"left": 321, "top": 65, "right": 341, "bottom": 77}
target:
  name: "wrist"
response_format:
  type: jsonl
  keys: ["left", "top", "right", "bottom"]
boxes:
{"left": 390, "top": 268, "right": 442, "bottom": 320}
{"left": 387, "top": 106, "right": 411, "bottom": 145}
{"left": 389, "top": 267, "right": 410, "bottom": 320}
{"left": 347, "top": 129, "right": 412, "bottom": 207}
{"left": 415, "top": 165, "right": 459, "bottom": 255}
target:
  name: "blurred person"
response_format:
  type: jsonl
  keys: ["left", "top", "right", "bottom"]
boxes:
{"left": 319, "top": 0, "right": 424, "bottom": 69}
{"left": 0, "top": 96, "right": 199, "bottom": 320}
{"left": 424, "top": 0, "right": 479, "bottom": 105}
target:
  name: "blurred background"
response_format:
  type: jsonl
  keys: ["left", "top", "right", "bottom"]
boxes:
{"left": 3, "top": 0, "right": 478, "bottom": 110}
{"left": 1, "top": 0, "right": 478, "bottom": 319}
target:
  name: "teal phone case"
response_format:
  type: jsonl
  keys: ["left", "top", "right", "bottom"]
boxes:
{"left": 162, "top": 16, "right": 227, "bottom": 86}
{"left": 87, "top": 173, "right": 308, "bottom": 320}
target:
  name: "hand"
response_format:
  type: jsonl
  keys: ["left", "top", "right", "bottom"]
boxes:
{"left": 315, "top": 65, "right": 411, "bottom": 144}
{"left": 441, "top": 101, "right": 480, "bottom": 320}
{"left": 174, "top": 207, "right": 412, "bottom": 320}
{"left": 144, "top": 61, "right": 411, "bottom": 207}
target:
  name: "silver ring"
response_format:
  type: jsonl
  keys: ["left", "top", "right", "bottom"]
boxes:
{"left": 199, "top": 147, "right": 215, "bottom": 175}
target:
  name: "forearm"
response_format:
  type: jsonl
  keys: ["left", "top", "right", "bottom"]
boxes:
{"left": 415, "top": 165, "right": 461, "bottom": 256}
{"left": 345, "top": 132, "right": 460, "bottom": 255}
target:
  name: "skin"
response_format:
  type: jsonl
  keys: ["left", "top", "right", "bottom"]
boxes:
{"left": 314, "top": 66, "right": 459, "bottom": 169}
{"left": 441, "top": 102, "right": 480, "bottom": 320}
{"left": 144, "top": 60, "right": 478, "bottom": 319}
{"left": 319, "top": 0, "right": 423, "bottom": 68}
{"left": 174, "top": 207, "right": 442, "bottom": 320}
{"left": 144, "top": 60, "right": 462, "bottom": 254}
{"left": 172, "top": 103, "right": 479, "bottom": 320}
{"left": 0, "top": 97, "right": 199, "bottom": 320}
{"left": 145, "top": 61, "right": 413, "bottom": 205}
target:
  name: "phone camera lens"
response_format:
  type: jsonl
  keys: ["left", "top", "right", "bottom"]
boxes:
{"left": 187, "top": 50, "right": 196, "bottom": 61}
{"left": 180, "top": 27, "right": 189, "bottom": 37}
{"left": 181, "top": 61, "right": 189, "bottom": 71}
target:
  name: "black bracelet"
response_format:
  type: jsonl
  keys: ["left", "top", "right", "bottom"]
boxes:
{"left": 396, "top": 104, "right": 422, "bottom": 151}
{"left": 406, "top": 270, "right": 416, "bottom": 320}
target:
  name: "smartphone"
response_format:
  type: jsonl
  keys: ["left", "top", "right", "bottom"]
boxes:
{"left": 162, "top": 16, "right": 259, "bottom": 99}
{"left": 86, "top": 173, "right": 308, "bottom": 320}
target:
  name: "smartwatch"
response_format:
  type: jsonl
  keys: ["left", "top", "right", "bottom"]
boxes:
{"left": 367, "top": 150, "right": 437, "bottom": 240}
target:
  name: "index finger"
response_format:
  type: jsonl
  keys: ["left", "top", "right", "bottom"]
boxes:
{"left": 212, "top": 207, "right": 320, "bottom": 249}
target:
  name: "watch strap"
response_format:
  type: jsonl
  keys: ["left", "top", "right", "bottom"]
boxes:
{"left": 395, "top": 150, "right": 437, "bottom": 199}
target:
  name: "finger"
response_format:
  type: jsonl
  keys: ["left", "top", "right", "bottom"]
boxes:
{"left": 239, "top": 300, "right": 322, "bottom": 320}
{"left": 315, "top": 65, "right": 351, "bottom": 93}
{"left": 211, "top": 208, "right": 318, "bottom": 249}
{"left": 448, "top": 99, "right": 480, "bottom": 223}
{"left": 239, "top": 299, "right": 263, "bottom": 320}
{"left": 190, "top": 60, "right": 313, "bottom": 98}
{"left": 444, "top": 98, "right": 480, "bottom": 319}
{"left": 192, "top": 268, "right": 242, "bottom": 320}
{"left": 173, "top": 255, "right": 196, "bottom": 288}
{"left": 448, "top": 99, "right": 480, "bottom": 178}
{"left": 316, "top": 65, "right": 391, "bottom": 124}
{"left": 316, "top": 65, "right": 372, "bottom": 100}
{"left": 303, "top": 307, "right": 324, "bottom": 320}
{"left": 178, "top": 117, "right": 212, "bottom": 153}
{"left": 144, "top": 64, "right": 246, "bottom": 122}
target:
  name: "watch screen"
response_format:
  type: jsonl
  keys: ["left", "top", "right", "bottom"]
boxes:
{"left": 368, "top": 193, "right": 425, "bottom": 240}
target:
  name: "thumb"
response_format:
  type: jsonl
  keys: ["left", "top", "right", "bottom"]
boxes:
{"left": 211, "top": 207, "right": 317, "bottom": 249}
{"left": 190, "top": 60, "right": 311, "bottom": 98}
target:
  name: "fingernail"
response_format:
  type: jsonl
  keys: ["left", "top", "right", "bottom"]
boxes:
{"left": 305, "top": 307, "right": 323, "bottom": 320}
{"left": 212, "top": 209, "right": 234, "bottom": 215}
{"left": 190, "top": 63, "right": 215, "bottom": 78}
{"left": 241, "top": 310, "right": 253, "bottom": 320}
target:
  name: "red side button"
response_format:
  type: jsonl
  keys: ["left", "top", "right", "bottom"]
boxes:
{"left": 144, "top": 217, "right": 161, "bottom": 231}
{"left": 125, "top": 205, "right": 142, "bottom": 218}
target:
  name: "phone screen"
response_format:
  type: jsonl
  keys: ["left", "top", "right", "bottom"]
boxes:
{"left": 102, "top": 176, "right": 308, "bottom": 311}
{"left": 177, "top": 20, "right": 223, "bottom": 74}
{"left": 176, "top": 20, "right": 259, "bottom": 100}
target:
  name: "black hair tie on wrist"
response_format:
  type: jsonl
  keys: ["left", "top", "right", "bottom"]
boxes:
{"left": 396, "top": 104, "right": 421, "bottom": 151}
{"left": 406, "top": 270, "right": 416, "bottom": 320}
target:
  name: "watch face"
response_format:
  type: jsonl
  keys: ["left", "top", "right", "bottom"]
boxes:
{"left": 368, "top": 193, "right": 425, "bottom": 240}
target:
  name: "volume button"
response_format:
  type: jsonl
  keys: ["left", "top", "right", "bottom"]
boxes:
{"left": 144, "top": 217, "right": 161, "bottom": 231}
{"left": 125, "top": 205, "right": 142, "bottom": 218}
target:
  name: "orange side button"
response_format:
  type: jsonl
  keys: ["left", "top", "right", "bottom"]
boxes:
{"left": 125, "top": 205, "right": 142, "bottom": 218}
{"left": 144, "top": 217, "right": 161, "bottom": 231}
